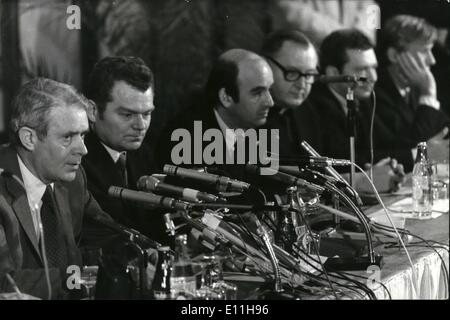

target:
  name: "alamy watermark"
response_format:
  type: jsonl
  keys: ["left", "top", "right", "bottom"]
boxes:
{"left": 170, "top": 121, "right": 279, "bottom": 175}
{"left": 366, "top": 265, "right": 381, "bottom": 290}
{"left": 66, "top": 5, "right": 81, "bottom": 30}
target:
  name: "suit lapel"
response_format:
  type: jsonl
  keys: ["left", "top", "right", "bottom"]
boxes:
{"left": 1, "top": 147, "right": 42, "bottom": 262}
{"left": 84, "top": 133, "right": 124, "bottom": 187}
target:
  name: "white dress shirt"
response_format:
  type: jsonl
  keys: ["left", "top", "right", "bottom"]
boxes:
{"left": 17, "top": 155, "right": 53, "bottom": 238}
{"left": 101, "top": 142, "right": 126, "bottom": 163}
{"left": 214, "top": 109, "right": 239, "bottom": 161}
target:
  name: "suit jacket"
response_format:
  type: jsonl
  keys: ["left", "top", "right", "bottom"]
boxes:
{"left": 0, "top": 145, "right": 112, "bottom": 299}
{"left": 156, "top": 103, "right": 293, "bottom": 198}
{"left": 81, "top": 133, "right": 169, "bottom": 245}
{"left": 307, "top": 83, "right": 416, "bottom": 172}
{"left": 264, "top": 100, "right": 324, "bottom": 160}
{"left": 157, "top": 102, "right": 222, "bottom": 168}
{"left": 375, "top": 68, "right": 450, "bottom": 171}
{"left": 157, "top": 103, "right": 242, "bottom": 177}
{"left": 308, "top": 83, "right": 376, "bottom": 168}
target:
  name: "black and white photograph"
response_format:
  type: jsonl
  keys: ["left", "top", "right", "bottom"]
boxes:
{"left": 0, "top": 0, "right": 449, "bottom": 307}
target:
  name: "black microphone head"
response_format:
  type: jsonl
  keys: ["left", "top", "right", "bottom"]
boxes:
{"left": 137, "top": 176, "right": 159, "bottom": 191}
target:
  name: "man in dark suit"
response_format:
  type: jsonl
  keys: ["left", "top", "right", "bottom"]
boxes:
{"left": 82, "top": 56, "right": 169, "bottom": 245}
{"left": 261, "top": 29, "right": 323, "bottom": 160}
{"left": 376, "top": 15, "right": 449, "bottom": 171}
{"left": 158, "top": 49, "right": 275, "bottom": 181}
{"left": 0, "top": 78, "right": 114, "bottom": 299}
{"left": 307, "top": 29, "right": 406, "bottom": 191}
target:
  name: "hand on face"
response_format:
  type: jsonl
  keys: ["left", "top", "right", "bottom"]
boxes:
{"left": 396, "top": 51, "right": 436, "bottom": 96}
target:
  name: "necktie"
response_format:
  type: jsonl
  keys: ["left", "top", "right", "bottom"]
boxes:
{"left": 234, "top": 132, "right": 251, "bottom": 164}
{"left": 116, "top": 153, "right": 128, "bottom": 187}
{"left": 40, "top": 185, "right": 67, "bottom": 269}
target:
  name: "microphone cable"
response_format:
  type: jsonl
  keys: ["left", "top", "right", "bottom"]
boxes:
{"left": 369, "top": 90, "right": 377, "bottom": 181}
{"left": 383, "top": 232, "right": 448, "bottom": 287}
{"left": 365, "top": 216, "right": 448, "bottom": 285}
{"left": 351, "top": 162, "right": 419, "bottom": 290}
{"left": 288, "top": 240, "right": 379, "bottom": 299}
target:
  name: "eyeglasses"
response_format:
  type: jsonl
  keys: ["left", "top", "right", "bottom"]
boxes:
{"left": 265, "top": 56, "right": 319, "bottom": 84}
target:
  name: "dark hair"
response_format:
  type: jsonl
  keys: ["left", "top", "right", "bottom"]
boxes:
{"left": 85, "top": 56, "right": 154, "bottom": 114}
{"left": 205, "top": 57, "right": 240, "bottom": 107}
{"left": 378, "top": 15, "right": 437, "bottom": 65}
{"left": 261, "top": 29, "right": 314, "bottom": 57}
{"left": 10, "top": 77, "right": 90, "bottom": 146}
{"left": 320, "top": 29, "right": 374, "bottom": 72}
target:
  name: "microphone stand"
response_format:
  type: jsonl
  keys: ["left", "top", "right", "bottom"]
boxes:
{"left": 300, "top": 140, "right": 363, "bottom": 207}
{"left": 346, "top": 87, "right": 357, "bottom": 189}
{"left": 253, "top": 216, "right": 283, "bottom": 294}
{"left": 275, "top": 162, "right": 381, "bottom": 270}
{"left": 319, "top": 181, "right": 382, "bottom": 270}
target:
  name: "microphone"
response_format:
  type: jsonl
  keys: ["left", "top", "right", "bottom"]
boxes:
{"left": 300, "top": 141, "right": 363, "bottom": 207}
{"left": 178, "top": 212, "right": 232, "bottom": 250}
{"left": 317, "top": 75, "right": 367, "bottom": 83}
{"left": 91, "top": 213, "right": 162, "bottom": 249}
{"left": 137, "top": 176, "right": 222, "bottom": 203}
{"left": 163, "top": 165, "right": 250, "bottom": 193}
{"left": 108, "top": 186, "right": 190, "bottom": 211}
{"left": 267, "top": 154, "right": 351, "bottom": 167}
{"left": 244, "top": 164, "right": 325, "bottom": 193}
{"left": 300, "top": 141, "right": 349, "bottom": 184}
{"left": 278, "top": 166, "right": 333, "bottom": 186}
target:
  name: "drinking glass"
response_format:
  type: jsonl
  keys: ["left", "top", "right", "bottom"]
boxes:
{"left": 193, "top": 255, "right": 224, "bottom": 300}
{"left": 80, "top": 265, "right": 99, "bottom": 300}
{"left": 430, "top": 160, "right": 449, "bottom": 201}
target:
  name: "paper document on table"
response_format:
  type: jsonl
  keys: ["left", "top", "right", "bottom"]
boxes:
{"left": 369, "top": 197, "right": 448, "bottom": 223}
{"left": 391, "top": 197, "right": 447, "bottom": 219}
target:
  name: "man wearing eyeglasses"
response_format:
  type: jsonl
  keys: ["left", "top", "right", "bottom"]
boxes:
{"left": 261, "top": 29, "right": 324, "bottom": 160}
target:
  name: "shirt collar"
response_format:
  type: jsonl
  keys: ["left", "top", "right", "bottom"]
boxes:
{"left": 101, "top": 142, "right": 126, "bottom": 163}
{"left": 17, "top": 154, "right": 53, "bottom": 209}
{"left": 213, "top": 108, "right": 238, "bottom": 153}
{"left": 388, "top": 67, "right": 411, "bottom": 98}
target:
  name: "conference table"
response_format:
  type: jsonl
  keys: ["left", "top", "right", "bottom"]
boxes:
{"left": 225, "top": 189, "right": 449, "bottom": 300}
{"left": 360, "top": 194, "right": 449, "bottom": 299}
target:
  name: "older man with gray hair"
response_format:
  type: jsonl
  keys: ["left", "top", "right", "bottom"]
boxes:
{"left": 0, "top": 78, "right": 114, "bottom": 299}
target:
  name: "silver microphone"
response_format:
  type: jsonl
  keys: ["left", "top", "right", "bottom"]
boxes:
{"left": 163, "top": 165, "right": 250, "bottom": 193}
{"left": 138, "top": 176, "right": 221, "bottom": 203}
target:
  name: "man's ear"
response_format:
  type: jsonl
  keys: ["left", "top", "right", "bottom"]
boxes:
{"left": 17, "top": 127, "right": 38, "bottom": 151}
{"left": 386, "top": 47, "right": 398, "bottom": 64}
{"left": 324, "top": 65, "right": 340, "bottom": 76}
{"left": 218, "top": 88, "right": 234, "bottom": 108}
{"left": 87, "top": 99, "right": 98, "bottom": 123}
